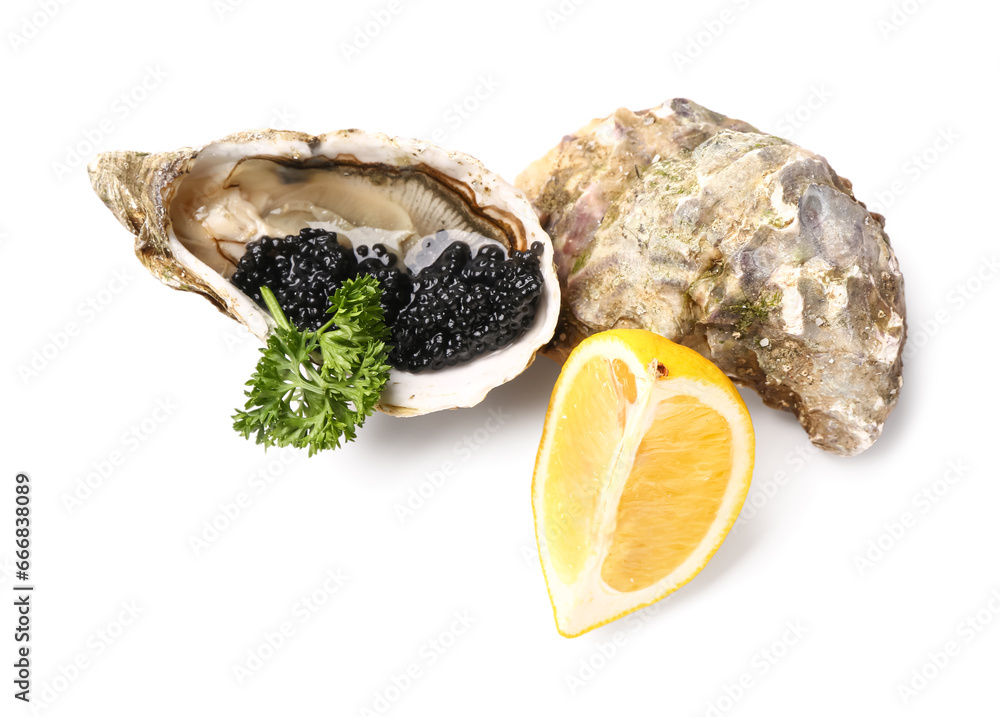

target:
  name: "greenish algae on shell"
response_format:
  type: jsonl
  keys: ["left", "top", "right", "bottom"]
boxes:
{"left": 517, "top": 99, "right": 906, "bottom": 456}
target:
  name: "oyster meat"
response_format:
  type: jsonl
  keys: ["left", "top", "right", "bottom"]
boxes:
{"left": 90, "top": 129, "right": 559, "bottom": 416}
{"left": 517, "top": 99, "right": 906, "bottom": 456}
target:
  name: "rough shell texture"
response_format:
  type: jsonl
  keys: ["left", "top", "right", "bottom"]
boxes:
{"left": 516, "top": 99, "right": 906, "bottom": 456}
{"left": 89, "top": 129, "right": 560, "bottom": 416}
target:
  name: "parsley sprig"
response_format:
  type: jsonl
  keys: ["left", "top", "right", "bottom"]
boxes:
{"left": 233, "top": 276, "right": 391, "bottom": 455}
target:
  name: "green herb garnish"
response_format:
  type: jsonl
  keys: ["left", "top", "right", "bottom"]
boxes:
{"left": 233, "top": 276, "right": 391, "bottom": 455}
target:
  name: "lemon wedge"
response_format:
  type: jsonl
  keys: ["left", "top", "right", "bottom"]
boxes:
{"left": 532, "top": 329, "right": 755, "bottom": 636}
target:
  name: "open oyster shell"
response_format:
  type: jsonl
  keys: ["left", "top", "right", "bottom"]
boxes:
{"left": 517, "top": 99, "right": 906, "bottom": 456}
{"left": 89, "top": 129, "right": 559, "bottom": 416}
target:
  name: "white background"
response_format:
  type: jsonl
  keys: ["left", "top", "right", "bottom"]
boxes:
{"left": 2, "top": 0, "right": 999, "bottom": 714}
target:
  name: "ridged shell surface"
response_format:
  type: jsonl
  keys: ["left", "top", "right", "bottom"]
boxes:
{"left": 517, "top": 99, "right": 905, "bottom": 456}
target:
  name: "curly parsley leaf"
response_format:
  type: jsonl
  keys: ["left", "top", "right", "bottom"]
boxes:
{"left": 232, "top": 276, "right": 391, "bottom": 456}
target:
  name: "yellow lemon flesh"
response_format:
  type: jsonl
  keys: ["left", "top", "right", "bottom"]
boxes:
{"left": 532, "top": 329, "right": 755, "bottom": 637}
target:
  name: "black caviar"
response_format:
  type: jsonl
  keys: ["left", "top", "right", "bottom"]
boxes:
{"left": 231, "top": 227, "right": 545, "bottom": 373}
{"left": 390, "top": 240, "right": 544, "bottom": 371}
{"left": 355, "top": 246, "right": 413, "bottom": 326}
{"left": 231, "top": 228, "right": 358, "bottom": 331}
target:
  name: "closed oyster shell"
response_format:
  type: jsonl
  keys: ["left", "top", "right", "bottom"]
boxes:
{"left": 89, "top": 129, "right": 560, "bottom": 416}
{"left": 517, "top": 99, "right": 905, "bottom": 456}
